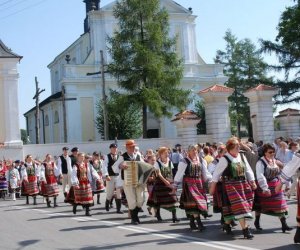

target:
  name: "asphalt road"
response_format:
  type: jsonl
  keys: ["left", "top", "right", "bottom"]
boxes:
{"left": 0, "top": 189, "right": 299, "bottom": 250}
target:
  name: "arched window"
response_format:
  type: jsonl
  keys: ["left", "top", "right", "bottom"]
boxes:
{"left": 54, "top": 111, "right": 59, "bottom": 124}
{"left": 45, "top": 115, "right": 49, "bottom": 126}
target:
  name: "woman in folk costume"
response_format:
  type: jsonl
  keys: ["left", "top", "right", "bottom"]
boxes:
{"left": 275, "top": 153, "right": 300, "bottom": 243}
{"left": 145, "top": 153, "right": 157, "bottom": 216}
{"left": 40, "top": 154, "right": 61, "bottom": 208}
{"left": 21, "top": 155, "right": 40, "bottom": 205}
{"left": 6, "top": 160, "right": 20, "bottom": 201}
{"left": 173, "top": 145, "right": 212, "bottom": 231}
{"left": 210, "top": 137, "right": 257, "bottom": 239}
{"left": 147, "top": 147, "right": 179, "bottom": 223}
{"left": 253, "top": 143, "right": 292, "bottom": 233}
{"left": 0, "top": 160, "right": 8, "bottom": 199}
{"left": 88, "top": 152, "right": 105, "bottom": 205}
{"left": 71, "top": 152, "right": 100, "bottom": 216}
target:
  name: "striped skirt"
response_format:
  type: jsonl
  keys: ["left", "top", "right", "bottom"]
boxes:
{"left": 222, "top": 179, "right": 254, "bottom": 221}
{"left": 213, "top": 182, "right": 223, "bottom": 213}
{"left": 40, "top": 175, "right": 59, "bottom": 197}
{"left": 0, "top": 176, "right": 8, "bottom": 191}
{"left": 179, "top": 177, "right": 208, "bottom": 215}
{"left": 147, "top": 179, "right": 178, "bottom": 211}
{"left": 92, "top": 175, "right": 105, "bottom": 194}
{"left": 65, "top": 186, "right": 75, "bottom": 204}
{"left": 22, "top": 176, "right": 39, "bottom": 196}
{"left": 253, "top": 178, "right": 288, "bottom": 216}
{"left": 74, "top": 181, "right": 94, "bottom": 205}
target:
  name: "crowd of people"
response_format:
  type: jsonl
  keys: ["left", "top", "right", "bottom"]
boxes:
{"left": 0, "top": 136, "right": 300, "bottom": 244}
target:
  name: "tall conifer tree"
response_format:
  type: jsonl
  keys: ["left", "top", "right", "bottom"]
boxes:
{"left": 107, "top": 0, "right": 190, "bottom": 138}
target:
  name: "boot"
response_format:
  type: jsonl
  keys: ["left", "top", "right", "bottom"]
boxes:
{"left": 189, "top": 215, "right": 197, "bottom": 230}
{"left": 135, "top": 207, "right": 141, "bottom": 224}
{"left": 254, "top": 215, "right": 262, "bottom": 230}
{"left": 12, "top": 192, "right": 16, "bottom": 201}
{"left": 110, "top": 197, "right": 114, "bottom": 208}
{"left": 222, "top": 223, "right": 232, "bottom": 234}
{"left": 26, "top": 196, "right": 29, "bottom": 205}
{"left": 64, "top": 192, "right": 67, "bottom": 198}
{"left": 172, "top": 210, "right": 180, "bottom": 223}
{"left": 116, "top": 199, "right": 123, "bottom": 214}
{"left": 105, "top": 199, "right": 110, "bottom": 211}
{"left": 33, "top": 196, "right": 37, "bottom": 205}
{"left": 231, "top": 220, "right": 238, "bottom": 227}
{"left": 130, "top": 209, "right": 139, "bottom": 225}
{"left": 156, "top": 208, "right": 163, "bottom": 222}
{"left": 73, "top": 204, "right": 77, "bottom": 214}
{"left": 242, "top": 226, "right": 254, "bottom": 239}
{"left": 46, "top": 198, "right": 51, "bottom": 207}
{"left": 53, "top": 197, "right": 58, "bottom": 207}
{"left": 294, "top": 226, "right": 300, "bottom": 244}
{"left": 97, "top": 194, "right": 101, "bottom": 204}
{"left": 220, "top": 214, "right": 225, "bottom": 226}
{"left": 85, "top": 206, "right": 91, "bottom": 216}
{"left": 280, "top": 217, "right": 293, "bottom": 233}
{"left": 196, "top": 216, "right": 205, "bottom": 231}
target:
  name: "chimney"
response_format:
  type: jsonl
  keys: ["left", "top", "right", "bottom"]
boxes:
{"left": 83, "top": 0, "right": 100, "bottom": 33}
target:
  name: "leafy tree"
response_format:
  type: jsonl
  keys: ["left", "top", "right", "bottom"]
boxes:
{"left": 107, "top": 0, "right": 190, "bottom": 138}
{"left": 260, "top": 1, "right": 300, "bottom": 104}
{"left": 215, "top": 30, "right": 272, "bottom": 137}
{"left": 194, "top": 100, "right": 206, "bottom": 134}
{"left": 20, "top": 129, "right": 29, "bottom": 144}
{"left": 96, "top": 91, "right": 142, "bottom": 140}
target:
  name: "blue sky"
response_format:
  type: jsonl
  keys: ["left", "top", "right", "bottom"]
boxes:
{"left": 0, "top": 0, "right": 296, "bottom": 129}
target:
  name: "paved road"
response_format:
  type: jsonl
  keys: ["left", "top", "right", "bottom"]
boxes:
{"left": 0, "top": 190, "right": 299, "bottom": 250}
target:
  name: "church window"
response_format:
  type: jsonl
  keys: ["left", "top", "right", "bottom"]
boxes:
{"left": 45, "top": 115, "right": 49, "bottom": 126}
{"left": 54, "top": 111, "right": 59, "bottom": 124}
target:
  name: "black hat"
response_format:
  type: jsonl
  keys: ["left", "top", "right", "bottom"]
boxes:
{"left": 109, "top": 143, "right": 118, "bottom": 148}
{"left": 175, "top": 144, "right": 181, "bottom": 148}
{"left": 14, "top": 160, "right": 20, "bottom": 164}
{"left": 93, "top": 151, "right": 100, "bottom": 156}
{"left": 62, "top": 147, "right": 69, "bottom": 151}
{"left": 71, "top": 147, "right": 79, "bottom": 152}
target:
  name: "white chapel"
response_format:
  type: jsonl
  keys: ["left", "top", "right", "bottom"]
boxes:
{"left": 24, "top": 0, "right": 227, "bottom": 144}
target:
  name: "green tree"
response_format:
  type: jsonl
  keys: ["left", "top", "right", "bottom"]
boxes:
{"left": 260, "top": 1, "right": 300, "bottom": 104}
{"left": 194, "top": 100, "right": 206, "bottom": 134}
{"left": 20, "top": 129, "right": 29, "bottom": 144}
{"left": 96, "top": 91, "right": 142, "bottom": 140}
{"left": 215, "top": 30, "right": 272, "bottom": 137}
{"left": 107, "top": 0, "right": 190, "bottom": 138}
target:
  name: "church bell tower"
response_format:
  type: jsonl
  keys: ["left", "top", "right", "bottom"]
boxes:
{"left": 83, "top": 0, "right": 100, "bottom": 33}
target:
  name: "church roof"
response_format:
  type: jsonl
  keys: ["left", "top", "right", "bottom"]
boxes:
{"left": 0, "top": 40, "right": 22, "bottom": 60}
{"left": 171, "top": 110, "right": 200, "bottom": 122}
{"left": 23, "top": 91, "right": 62, "bottom": 116}
{"left": 198, "top": 84, "right": 233, "bottom": 94}
{"left": 245, "top": 84, "right": 277, "bottom": 92}
{"left": 275, "top": 108, "right": 300, "bottom": 118}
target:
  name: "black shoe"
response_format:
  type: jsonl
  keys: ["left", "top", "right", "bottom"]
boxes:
{"left": 135, "top": 207, "right": 141, "bottom": 224}
{"left": 242, "top": 226, "right": 254, "bottom": 239}
{"left": 196, "top": 216, "right": 205, "bottom": 231}
{"left": 156, "top": 208, "right": 163, "bottom": 222}
{"left": 294, "top": 227, "right": 300, "bottom": 243}
{"left": 73, "top": 204, "right": 77, "bottom": 214}
{"left": 223, "top": 223, "right": 232, "bottom": 235}
{"left": 97, "top": 195, "right": 101, "bottom": 204}
{"left": 105, "top": 199, "right": 110, "bottom": 212}
{"left": 46, "top": 199, "right": 51, "bottom": 208}
{"left": 203, "top": 213, "right": 213, "bottom": 219}
{"left": 172, "top": 210, "right": 180, "bottom": 223}
{"left": 280, "top": 217, "right": 293, "bottom": 233}
{"left": 53, "top": 197, "right": 58, "bottom": 207}
{"left": 220, "top": 215, "right": 225, "bottom": 226}
{"left": 33, "top": 196, "right": 37, "bottom": 205}
{"left": 254, "top": 215, "right": 262, "bottom": 230}
{"left": 110, "top": 198, "right": 114, "bottom": 208}
{"left": 130, "top": 209, "right": 139, "bottom": 225}
{"left": 85, "top": 206, "right": 91, "bottom": 216}
{"left": 26, "top": 196, "right": 29, "bottom": 205}
{"left": 189, "top": 216, "right": 197, "bottom": 230}
{"left": 64, "top": 192, "right": 67, "bottom": 198}
{"left": 116, "top": 199, "right": 124, "bottom": 214}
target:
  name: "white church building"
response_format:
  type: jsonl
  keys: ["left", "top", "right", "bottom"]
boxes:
{"left": 24, "top": 0, "right": 227, "bottom": 144}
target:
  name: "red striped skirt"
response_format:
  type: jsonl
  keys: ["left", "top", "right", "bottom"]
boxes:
{"left": 222, "top": 179, "right": 254, "bottom": 220}
{"left": 147, "top": 179, "right": 178, "bottom": 211}
{"left": 179, "top": 177, "right": 208, "bottom": 215}
{"left": 74, "top": 181, "right": 94, "bottom": 205}
{"left": 40, "top": 175, "right": 59, "bottom": 197}
{"left": 92, "top": 176, "right": 105, "bottom": 194}
{"left": 253, "top": 178, "right": 288, "bottom": 216}
{"left": 22, "top": 176, "right": 39, "bottom": 196}
{"left": 65, "top": 186, "right": 75, "bottom": 204}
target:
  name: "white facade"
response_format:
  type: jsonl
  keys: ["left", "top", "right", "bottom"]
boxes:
{"left": 0, "top": 40, "right": 23, "bottom": 148}
{"left": 24, "top": 0, "right": 227, "bottom": 144}
{"left": 275, "top": 108, "right": 300, "bottom": 139}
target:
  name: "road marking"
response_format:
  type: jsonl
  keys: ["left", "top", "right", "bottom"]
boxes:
{"left": 32, "top": 209, "right": 51, "bottom": 213}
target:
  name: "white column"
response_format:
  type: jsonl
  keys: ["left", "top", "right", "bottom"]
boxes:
{"left": 198, "top": 86, "right": 233, "bottom": 144}
{"left": 244, "top": 86, "right": 278, "bottom": 143}
{"left": 2, "top": 61, "right": 22, "bottom": 147}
